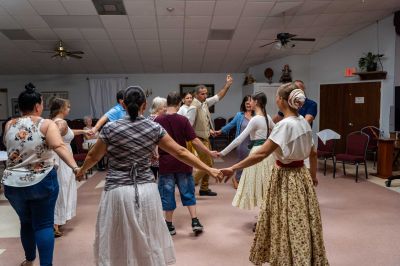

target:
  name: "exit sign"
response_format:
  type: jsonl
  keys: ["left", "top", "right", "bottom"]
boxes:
{"left": 345, "top": 67, "right": 356, "bottom": 77}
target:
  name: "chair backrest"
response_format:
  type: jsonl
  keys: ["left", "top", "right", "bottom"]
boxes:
{"left": 71, "top": 119, "right": 85, "bottom": 129}
{"left": 361, "top": 126, "right": 379, "bottom": 148}
{"left": 317, "top": 138, "right": 335, "bottom": 153}
{"left": 346, "top": 131, "right": 369, "bottom": 157}
{"left": 73, "top": 135, "right": 86, "bottom": 154}
{"left": 214, "top": 117, "right": 226, "bottom": 130}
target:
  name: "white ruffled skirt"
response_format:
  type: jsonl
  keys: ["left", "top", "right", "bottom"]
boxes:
{"left": 94, "top": 183, "right": 176, "bottom": 266}
{"left": 232, "top": 145, "right": 275, "bottom": 210}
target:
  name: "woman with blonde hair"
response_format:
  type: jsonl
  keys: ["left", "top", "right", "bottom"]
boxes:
{"left": 221, "top": 83, "right": 329, "bottom": 266}
{"left": 49, "top": 98, "right": 88, "bottom": 237}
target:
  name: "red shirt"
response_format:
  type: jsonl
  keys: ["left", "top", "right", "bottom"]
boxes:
{"left": 155, "top": 113, "right": 197, "bottom": 174}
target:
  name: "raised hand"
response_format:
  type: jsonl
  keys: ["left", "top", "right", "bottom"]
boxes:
{"left": 226, "top": 74, "right": 233, "bottom": 86}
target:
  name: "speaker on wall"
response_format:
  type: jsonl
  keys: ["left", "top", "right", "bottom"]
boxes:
{"left": 395, "top": 86, "right": 400, "bottom": 131}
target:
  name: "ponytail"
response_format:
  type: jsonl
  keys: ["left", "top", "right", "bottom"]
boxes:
{"left": 124, "top": 86, "right": 146, "bottom": 121}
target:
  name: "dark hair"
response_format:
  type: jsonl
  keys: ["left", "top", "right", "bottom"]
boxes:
{"left": 240, "top": 95, "right": 252, "bottom": 112}
{"left": 181, "top": 91, "right": 193, "bottom": 99}
{"left": 18, "top": 83, "right": 42, "bottom": 113}
{"left": 116, "top": 90, "right": 124, "bottom": 103}
{"left": 49, "top": 98, "right": 69, "bottom": 119}
{"left": 167, "top": 91, "right": 181, "bottom": 107}
{"left": 124, "top": 86, "right": 146, "bottom": 121}
{"left": 252, "top": 92, "right": 269, "bottom": 134}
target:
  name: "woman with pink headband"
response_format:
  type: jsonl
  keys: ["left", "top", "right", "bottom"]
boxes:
{"left": 221, "top": 83, "right": 329, "bottom": 266}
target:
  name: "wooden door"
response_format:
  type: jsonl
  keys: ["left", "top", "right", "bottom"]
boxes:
{"left": 320, "top": 82, "right": 380, "bottom": 153}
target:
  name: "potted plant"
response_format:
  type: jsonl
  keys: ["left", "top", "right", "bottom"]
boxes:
{"left": 358, "top": 52, "right": 384, "bottom": 72}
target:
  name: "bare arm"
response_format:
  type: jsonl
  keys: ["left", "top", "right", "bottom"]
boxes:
{"left": 216, "top": 74, "right": 233, "bottom": 101}
{"left": 304, "top": 115, "right": 315, "bottom": 125}
{"left": 192, "top": 137, "right": 218, "bottom": 158}
{"left": 272, "top": 114, "right": 283, "bottom": 124}
{"left": 159, "top": 134, "right": 221, "bottom": 180}
{"left": 72, "top": 129, "right": 90, "bottom": 136}
{"left": 45, "top": 120, "right": 78, "bottom": 170}
{"left": 309, "top": 145, "right": 318, "bottom": 186}
{"left": 91, "top": 115, "right": 108, "bottom": 133}
{"left": 54, "top": 120, "right": 68, "bottom": 136}
{"left": 77, "top": 139, "right": 107, "bottom": 176}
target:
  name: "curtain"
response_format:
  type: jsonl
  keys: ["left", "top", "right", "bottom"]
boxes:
{"left": 88, "top": 78, "right": 127, "bottom": 118}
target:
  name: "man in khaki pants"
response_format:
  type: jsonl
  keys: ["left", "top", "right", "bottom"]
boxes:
{"left": 187, "top": 74, "right": 233, "bottom": 196}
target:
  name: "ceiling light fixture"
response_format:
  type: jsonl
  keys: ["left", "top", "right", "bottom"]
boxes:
{"left": 166, "top": 7, "right": 174, "bottom": 12}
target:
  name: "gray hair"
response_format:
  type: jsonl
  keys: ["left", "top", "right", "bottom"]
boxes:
{"left": 150, "top": 96, "right": 167, "bottom": 114}
{"left": 195, "top": 84, "right": 207, "bottom": 94}
{"left": 83, "top": 115, "right": 92, "bottom": 122}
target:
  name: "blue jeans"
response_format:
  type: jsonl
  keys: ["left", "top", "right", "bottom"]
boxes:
{"left": 158, "top": 173, "right": 196, "bottom": 211}
{"left": 4, "top": 168, "right": 59, "bottom": 266}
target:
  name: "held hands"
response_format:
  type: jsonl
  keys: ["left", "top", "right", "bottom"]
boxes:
{"left": 74, "top": 167, "right": 85, "bottom": 181}
{"left": 208, "top": 168, "right": 224, "bottom": 183}
{"left": 209, "top": 150, "right": 220, "bottom": 158}
{"left": 214, "top": 130, "right": 222, "bottom": 136}
{"left": 210, "top": 129, "right": 217, "bottom": 137}
{"left": 220, "top": 167, "right": 235, "bottom": 183}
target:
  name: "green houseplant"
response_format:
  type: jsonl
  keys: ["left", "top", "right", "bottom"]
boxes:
{"left": 358, "top": 52, "right": 384, "bottom": 72}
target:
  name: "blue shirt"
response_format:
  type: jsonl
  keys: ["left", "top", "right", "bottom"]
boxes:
{"left": 278, "top": 98, "right": 317, "bottom": 127}
{"left": 221, "top": 112, "right": 248, "bottom": 138}
{"left": 104, "top": 104, "right": 126, "bottom": 122}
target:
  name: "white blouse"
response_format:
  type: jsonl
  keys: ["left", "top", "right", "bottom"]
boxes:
{"left": 220, "top": 115, "right": 274, "bottom": 156}
{"left": 269, "top": 115, "right": 314, "bottom": 164}
{"left": 177, "top": 105, "right": 196, "bottom": 126}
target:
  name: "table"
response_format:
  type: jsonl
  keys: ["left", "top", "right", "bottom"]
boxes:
{"left": 375, "top": 138, "right": 394, "bottom": 179}
{"left": 386, "top": 141, "right": 400, "bottom": 187}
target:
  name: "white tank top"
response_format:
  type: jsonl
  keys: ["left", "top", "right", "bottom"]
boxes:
{"left": 2, "top": 117, "right": 55, "bottom": 187}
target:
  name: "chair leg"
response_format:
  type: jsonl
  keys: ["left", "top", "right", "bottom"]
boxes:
{"left": 364, "top": 161, "right": 368, "bottom": 179}
{"left": 324, "top": 158, "right": 327, "bottom": 176}
{"left": 373, "top": 152, "right": 376, "bottom": 168}
{"left": 342, "top": 162, "right": 346, "bottom": 176}
{"left": 355, "top": 163, "right": 359, "bottom": 182}
{"left": 333, "top": 159, "right": 336, "bottom": 178}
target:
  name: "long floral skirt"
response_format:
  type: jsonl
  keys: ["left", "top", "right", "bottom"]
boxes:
{"left": 249, "top": 166, "right": 329, "bottom": 266}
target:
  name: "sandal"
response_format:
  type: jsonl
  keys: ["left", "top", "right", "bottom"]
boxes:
{"left": 20, "top": 260, "right": 34, "bottom": 266}
{"left": 54, "top": 228, "right": 63, "bottom": 238}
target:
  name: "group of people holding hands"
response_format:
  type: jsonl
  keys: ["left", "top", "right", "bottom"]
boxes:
{"left": 2, "top": 76, "right": 328, "bottom": 266}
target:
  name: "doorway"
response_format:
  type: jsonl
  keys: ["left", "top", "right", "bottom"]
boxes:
{"left": 320, "top": 82, "right": 381, "bottom": 153}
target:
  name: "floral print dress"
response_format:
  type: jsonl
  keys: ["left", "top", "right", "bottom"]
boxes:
{"left": 2, "top": 117, "right": 54, "bottom": 187}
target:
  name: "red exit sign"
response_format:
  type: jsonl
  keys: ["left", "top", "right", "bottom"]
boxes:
{"left": 345, "top": 67, "right": 356, "bottom": 77}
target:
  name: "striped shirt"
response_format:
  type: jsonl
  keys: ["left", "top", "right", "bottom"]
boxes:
{"left": 99, "top": 116, "right": 166, "bottom": 191}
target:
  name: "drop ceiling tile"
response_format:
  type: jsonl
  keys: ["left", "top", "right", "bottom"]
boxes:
{"left": 112, "top": 40, "right": 138, "bottom": 51}
{"left": 53, "top": 28, "right": 84, "bottom": 39}
{"left": 101, "top": 15, "right": 130, "bottom": 29}
{"left": 26, "top": 28, "right": 58, "bottom": 40}
{"left": 184, "top": 28, "right": 208, "bottom": 40}
{"left": 207, "top": 40, "right": 230, "bottom": 50}
{"left": 158, "top": 16, "right": 184, "bottom": 29}
{"left": 185, "top": 16, "right": 212, "bottom": 29}
{"left": 133, "top": 28, "right": 158, "bottom": 40}
{"left": 295, "top": 1, "right": 331, "bottom": 15}
{"left": 269, "top": 2, "right": 303, "bottom": 16}
{"left": 0, "top": 15, "right": 22, "bottom": 29}
{"left": 211, "top": 16, "right": 239, "bottom": 30}
{"left": 80, "top": 28, "right": 109, "bottom": 40}
{"left": 303, "top": 26, "right": 329, "bottom": 38}
{"left": 214, "top": 0, "right": 245, "bottom": 17}
{"left": 287, "top": 15, "right": 318, "bottom": 28}
{"left": 156, "top": 0, "right": 185, "bottom": 16}
{"left": 232, "top": 28, "right": 259, "bottom": 41}
{"left": 13, "top": 15, "right": 48, "bottom": 28}
{"left": 184, "top": 40, "right": 206, "bottom": 53}
{"left": 161, "top": 40, "right": 182, "bottom": 51}
{"left": 242, "top": 1, "right": 274, "bottom": 17}
{"left": 314, "top": 36, "right": 341, "bottom": 50}
{"left": 124, "top": 1, "right": 155, "bottom": 16}
{"left": 0, "top": 0, "right": 37, "bottom": 15}
{"left": 61, "top": 1, "right": 97, "bottom": 15}
{"left": 129, "top": 16, "right": 157, "bottom": 29}
{"left": 262, "top": 17, "right": 285, "bottom": 29}
{"left": 159, "top": 28, "right": 183, "bottom": 40}
{"left": 107, "top": 29, "right": 134, "bottom": 40}
{"left": 228, "top": 40, "right": 252, "bottom": 50}
{"left": 313, "top": 13, "right": 343, "bottom": 27}
{"left": 324, "top": 0, "right": 358, "bottom": 14}
{"left": 185, "top": 1, "right": 215, "bottom": 16}
{"left": 29, "top": 0, "right": 68, "bottom": 15}
{"left": 256, "top": 29, "right": 280, "bottom": 40}
{"left": 237, "top": 17, "right": 265, "bottom": 30}
{"left": 42, "top": 15, "right": 103, "bottom": 28}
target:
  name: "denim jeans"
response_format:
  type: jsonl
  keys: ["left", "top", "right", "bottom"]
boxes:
{"left": 4, "top": 168, "right": 59, "bottom": 266}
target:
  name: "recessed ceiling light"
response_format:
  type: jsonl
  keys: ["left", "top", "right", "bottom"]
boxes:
{"left": 103, "top": 4, "right": 117, "bottom": 12}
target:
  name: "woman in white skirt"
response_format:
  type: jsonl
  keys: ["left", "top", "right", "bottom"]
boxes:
{"left": 76, "top": 86, "right": 223, "bottom": 266}
{"left": 218, "top": 92, "right": 275, "bottom": 210}
{"left": 50, "top": 98, "right": 88, "bottom": 237}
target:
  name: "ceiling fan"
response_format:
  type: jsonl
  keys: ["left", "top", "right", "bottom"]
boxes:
{"left": 32, "top": 40, "right": 84, "bottom": 59}
{"left": 260, "top": 33, "right": 316, "bottom": 49}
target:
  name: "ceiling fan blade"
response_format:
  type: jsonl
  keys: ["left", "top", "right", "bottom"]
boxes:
{"left": 67, "top": 51, "right": 84, "bottom": 54}
{"left": 259, "top": 40, "right": 278, "bottom": 48}
{"left": 32, "top": 50, "right": 55, "bottom": 53}
{"left": 51, "top": 54, "right": 59, "bottom": 58}
{"left": 290, "top": 37, "right": 316, "bottom": 42}
{"left": 68, "top": 54, "right": 82, "bottom": 59}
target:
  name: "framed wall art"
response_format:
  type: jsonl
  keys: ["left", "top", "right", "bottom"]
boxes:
{"left": 179, "top": 84, "right": 215, "bottom": 113}
{"left": 41, "top": 91, "right": 69, "bottom": 111}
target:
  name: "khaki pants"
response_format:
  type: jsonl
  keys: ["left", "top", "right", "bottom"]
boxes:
{"left": 193, "top": 138, "right": 213, "bottom": 191}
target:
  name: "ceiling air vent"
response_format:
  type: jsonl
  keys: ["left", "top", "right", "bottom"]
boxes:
{"left": 0, "top": 30, "right": 34, "bottom": 40}
{"left": 208, "top": 29, "right": 234, "bottom": 40}
{"left": 92, "top": 0, "right": 126, "bottom": 15}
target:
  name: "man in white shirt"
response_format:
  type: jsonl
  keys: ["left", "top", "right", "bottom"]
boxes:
{"left": 187, "top": 74, "right": 233, "bottom": 196}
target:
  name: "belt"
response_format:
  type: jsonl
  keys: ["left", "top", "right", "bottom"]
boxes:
{"left": 276, "top": 160, "right": 304, "bottom": 168}
{"left": 248, "top": 139, "right": 266, "bottom": 149}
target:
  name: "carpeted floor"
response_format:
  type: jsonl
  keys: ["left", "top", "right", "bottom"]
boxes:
{"left": 1, "top": 154, "right": 400, "bottom": 265}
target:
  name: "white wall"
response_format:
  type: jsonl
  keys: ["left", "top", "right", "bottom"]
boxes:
{"left": 0, "top": 73, "right": 244, "bottom": 120}
{"left": 249, "top": 15, "right": 397, "bottom": 137}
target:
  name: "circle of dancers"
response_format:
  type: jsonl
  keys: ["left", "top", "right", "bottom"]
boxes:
{"left": 1, "top": 76, "right": 329, "bottom": 266}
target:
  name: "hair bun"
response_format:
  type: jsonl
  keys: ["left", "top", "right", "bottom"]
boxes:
{"left": 25, "top": 83, "right": 36, "bottom": 93}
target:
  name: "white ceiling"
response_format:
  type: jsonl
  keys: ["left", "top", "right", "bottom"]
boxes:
{"left": 0, "top": 0, "right": 399, "bottom": 74}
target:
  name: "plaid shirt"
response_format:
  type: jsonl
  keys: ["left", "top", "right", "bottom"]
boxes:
{"left": 99, "top": 116, "right": 166, "bottom": 191}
